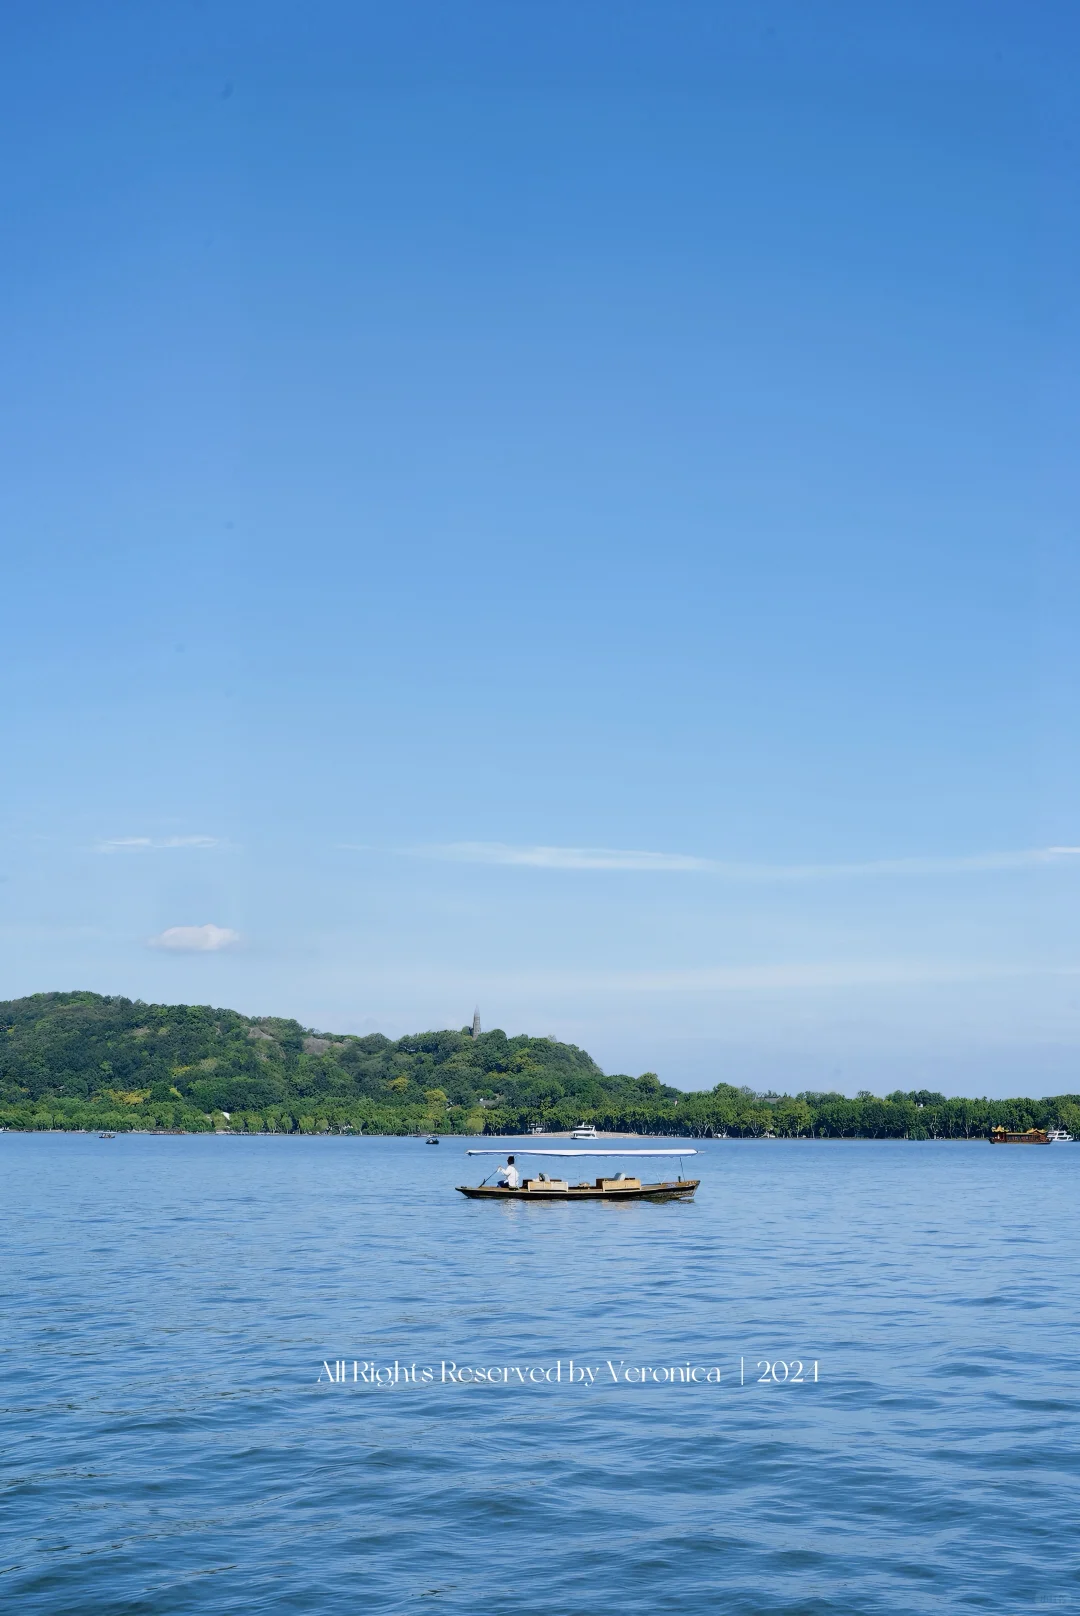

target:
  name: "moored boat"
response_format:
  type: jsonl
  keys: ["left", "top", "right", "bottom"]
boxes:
{"left": 571, "top": 1124, "right": 598, "bottom": 1140}
{"left": 989, "top": 1126, "right": 1050, "bottom": 1144}
{"left": 1046, "top": 1128, "right": 1074, "bottom": 1143}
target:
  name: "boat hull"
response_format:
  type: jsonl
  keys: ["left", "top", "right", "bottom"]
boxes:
{"left": 457, "top": 1179, "right": 699, "bottom": 1202}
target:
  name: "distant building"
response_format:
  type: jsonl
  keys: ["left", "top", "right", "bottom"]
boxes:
{"left": 471, "top": 1007, "right": 481, "bottom": 1039}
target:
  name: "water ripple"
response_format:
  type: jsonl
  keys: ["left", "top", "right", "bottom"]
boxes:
{"left": 1, "top": 1134, "right": 1077, "bottom": 1614}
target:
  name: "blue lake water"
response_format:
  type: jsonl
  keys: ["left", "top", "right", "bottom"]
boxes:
{"left": 1, "top": 1133, "right": 1077, "bottom": 1614}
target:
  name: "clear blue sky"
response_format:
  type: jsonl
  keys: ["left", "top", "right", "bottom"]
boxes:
{"left": 2, "top": 2, "right": 1078, "bottom": 1095}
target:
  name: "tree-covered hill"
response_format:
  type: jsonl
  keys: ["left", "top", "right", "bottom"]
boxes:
{"left": 0, "top": 991, "right": 674, "bottom": 1135}
{"left": 1, "top": 991, "right": 1078, "bottom": 1140}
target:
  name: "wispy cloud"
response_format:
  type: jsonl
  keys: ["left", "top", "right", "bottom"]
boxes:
{"left": 97, "top": 835, "right": 225, "bottom": 853}
{"left": 418, "top": 842, "right": 713, "bottom": 872}
{"left": 407, "top": 842, "right": 1080, "bottom": 881}
{"left": 148, "top": 924, "right": 240, "bottom": 952}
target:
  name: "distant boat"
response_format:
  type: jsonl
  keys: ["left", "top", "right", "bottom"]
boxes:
{"left": 1046, "top": 1128, "right": 1074, "bottom": 1143}
{"left": 426, "top": 1135, "right": 440, "bottom": 1144}
{"left": 571, "top": 1124, "right": 598, "bottom": 1140}
{"left": 98, "top": 1133, "right": 115, "bottom": 1140}
{"left": 989, "top": 1127, "right": 1050, "bottom": 1144}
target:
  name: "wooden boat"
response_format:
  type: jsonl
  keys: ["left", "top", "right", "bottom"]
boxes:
{"left": 458, "top": 1177, "right": 698, "bottom": 1201}
{"left": 457, "top": 1147, "right": 699, "bottom": 1202}
{"left": 989, "top": 1126, "right": 1050, "bottom": 1144}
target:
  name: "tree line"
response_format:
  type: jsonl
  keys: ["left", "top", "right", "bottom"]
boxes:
{"left": 2, "top": 992, "right": 1077, "bottom": 1140}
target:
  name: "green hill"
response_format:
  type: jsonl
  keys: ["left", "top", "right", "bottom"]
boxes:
{"left": 2, "top": 991, "right": 1078, "bottom": 1140}
{"left": 0, "top": 991, "right": 676, "bottom": 1135}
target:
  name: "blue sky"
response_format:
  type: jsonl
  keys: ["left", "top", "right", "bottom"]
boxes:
{"left": 2, "top": 2, "right": 1078, "bottom": 1095}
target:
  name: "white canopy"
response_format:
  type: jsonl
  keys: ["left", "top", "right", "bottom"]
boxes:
{"left": 464, "top": 1148, "right": 697, "bottom": 1157}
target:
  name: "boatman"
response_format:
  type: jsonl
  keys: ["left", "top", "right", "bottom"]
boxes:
{"left": 495, "top": 1155, "right": 521, "bottom": 1189}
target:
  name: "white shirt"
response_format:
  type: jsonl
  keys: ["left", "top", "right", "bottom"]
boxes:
{"left": 497, "top": 1163, "right": 521, "bottom": 1188}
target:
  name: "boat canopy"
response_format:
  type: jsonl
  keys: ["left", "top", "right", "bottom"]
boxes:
{"left": 465, "top": 1148, "right": 697, "bottom": 1157}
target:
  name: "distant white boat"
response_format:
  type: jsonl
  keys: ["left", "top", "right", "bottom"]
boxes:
{"left": 1047, "top": 1129, "right": 1074, "bottom": 1143}
{"left": 571, "top": 1124, "right": 597, "bottom": 1140}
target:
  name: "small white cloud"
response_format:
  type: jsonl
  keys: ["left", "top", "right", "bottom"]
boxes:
{"left": 98, "top": 835, "right": 225, "bottom": 853}
{"left": 148, "top": 924, "right": 240, "bottom": 952}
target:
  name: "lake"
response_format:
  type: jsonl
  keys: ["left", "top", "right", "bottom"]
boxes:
{"left": 1, "top": 1133, "right": 1077, "bottom": 1614}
